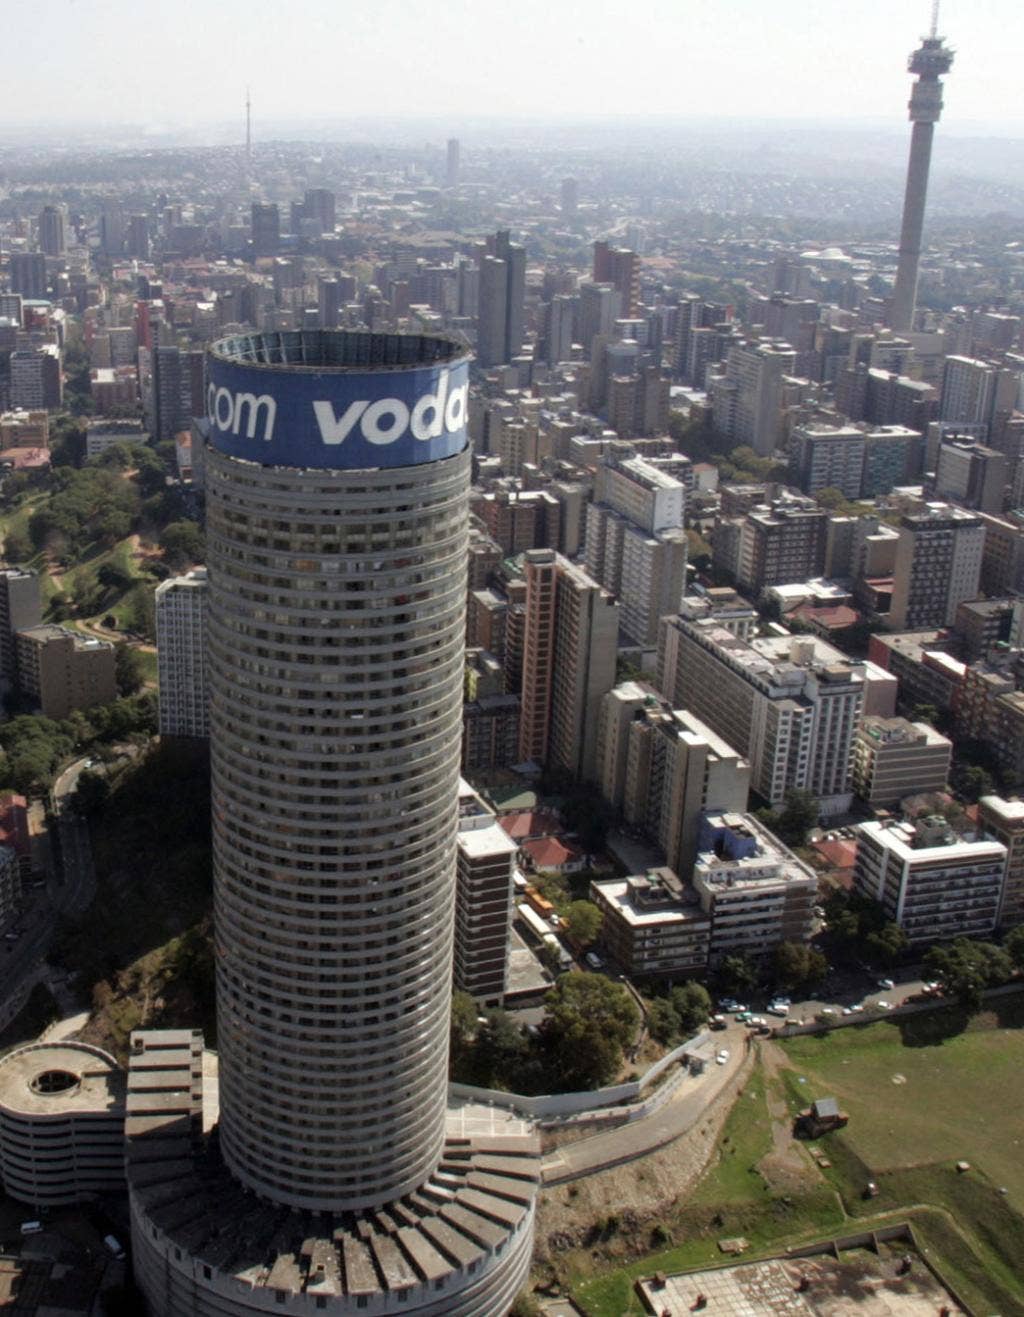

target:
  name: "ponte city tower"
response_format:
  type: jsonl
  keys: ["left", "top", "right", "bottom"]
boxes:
{"left": 126, "top": 331, "right": 538, "bottom": 1316}
{"left": 888, "top": 6, "right": 955, "bottom": 333}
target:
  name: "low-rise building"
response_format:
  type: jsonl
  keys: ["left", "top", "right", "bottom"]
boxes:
{"left": 854, "top": 817, "right": 1005, "bottom": 944}
{"left": 851, "top": 717, "right": 952, "bottom": 809}
{"left": 693, "top": 812, "right": 818, "bottom": 962}
{"left": 590, "top": 868, "right": 711, "bottom": 977}
{"left": 15, "top": 625, "right": 116, "bottom": 720}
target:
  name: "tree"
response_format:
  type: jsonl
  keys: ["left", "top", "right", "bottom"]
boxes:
{"left": 114, "top": 643, "right": 146, "bottom": 696}
{"left": 160, "top": 519, "right": 205, "bottom": 569}
{"left": 773, "top": 789, "right": 819, "bottom": 847}
{"left": 3, "top": 527, "right": 32, "bottom": 563}
{"left": 771, "top": 941, "right": 827, "bottom": 991}
{"left": 669, "top": 981, "right": 711, "bottom": 1035}
{"left": 951, "top": 762, "right": 995, "bottom": 805}
{"left": 865, "top": 922, "right": 908, "bottom": 969}
{"left": 646, "top": 997, "right": 680, "bottom": 1044}
{"left": 923, "top": 938, "right": 1014, "bottom": 1012}
{"left": 1005, "top": 924, "right": 1024, "bottom": 972}
{"left": 72, "top": 769, "right": 110, "bottom": 817}
{"left": 449, "top": 989, "right": 478, "bottom": 1074}
{"left": 471, "top": 1010, "right": 529, "bottom": 1088}
{"left": 717, "top": 953, "right": 758, "bottom": 996}
{"left": 542, "top": 973, "right": 640, "bottom": 1091}
{"left": 509, "top": 1294, "right": 543, "bottom": 1317}
{"left": 564, "top": 900, "right": 603, "bottom": 948}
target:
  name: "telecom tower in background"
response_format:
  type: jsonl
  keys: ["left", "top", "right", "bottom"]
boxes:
{"left": 888, "top": 3, "right": 955, "bottom": 333}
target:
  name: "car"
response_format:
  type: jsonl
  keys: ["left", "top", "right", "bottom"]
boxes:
{"left": 103, "top": 1234, "right": 125, "bottom": 1259}
{"left": 748, "top": 1015, "right": 766, "bottom": 1027}
{"left": 877, "top": 999, "right": 894, "bottom": 1010}
{"left": 877, "top": 977, "right": 895, "bottom": 990}
{"left": 736, "top": 1011, "right": 751, "bottom": 1023}
{"left": 772, "top": 996, "right": 791, "bottom": 1007}
{"left": 715, "top": 1049, "right": 730, "bottom": 1066}
{"left": 719, "top": 998, "right": 737, "bottom": 1010}
{"left": 842, "top": 1006, "right": 854, "bottom": 1016}
{"left": 729, "top": 1003, "right": 749, "bottom": 1014}
{"left": 710, "top": 1014, "right": 727, "bottom": 1030}
{"left": 584, "top": 951, "right": 603, "bottom": 970}
{"left": 767, "top": 1004, "right": 789, "bottom": 1017}
{"left": 850, "top": 1003, "right": 865, "bottom": 1013}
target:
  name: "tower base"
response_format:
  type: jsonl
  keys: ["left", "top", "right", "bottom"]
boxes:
{"left": 126, "top": 1031, "right": 538, "bottom": 1317}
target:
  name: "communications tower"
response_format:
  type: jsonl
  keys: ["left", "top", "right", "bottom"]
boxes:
{"left": 889, "top": 3, "right": 955, "bottom": 332}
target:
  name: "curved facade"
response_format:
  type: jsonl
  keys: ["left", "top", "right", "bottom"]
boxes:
{"left": 205, "top": 332, "right": 471, "bottom": 1212}
{"left": 0, "top": 1042, "right": 125, "bottom": 1207}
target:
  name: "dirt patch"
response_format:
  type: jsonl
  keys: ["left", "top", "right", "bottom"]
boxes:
{"left": 757, "top": 1039, "right": 822, "bottom": 1194}
{"left": 535, "top": 1054, "right": 751, "bottom": 1260}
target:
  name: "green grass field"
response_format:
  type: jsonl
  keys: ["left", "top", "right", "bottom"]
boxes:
{"left": 567, "top": 1007, "right": 1024, "bottom": 1317}
{"left": 781, "top": 1007, "right": 1024, "bottom": 1209}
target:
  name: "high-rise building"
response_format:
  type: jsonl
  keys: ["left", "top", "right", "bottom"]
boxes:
{"left": 445, "top": 137, "right": 460, "bottom": 188}
{"left": 250, "top": 201, "right": 280, "bottom": 257}
{"left": 37, "top": 206, "right": 66, "bottom": 257}
{"left": 855, "top": 817, "right": 1003, "bottom": 944}
{"left": 934, "top": 438, "right": 1007, "bottom": 513}
{"left": 889, "top": 16, "right": 954, "bottom": 332}
{"left": 127, "top": 329, "right": 537, "bottom": 1315}
{"left": 789, "top": 423, "right": 867, "bottom": 499}
{"left": 658, "top": 619, "right": 864, "bottom": 813}
{"left": 889, "top": 503, "right": 984, "bottom": 630}
{"left": 15, "top": 625, "right": 116, "bottom": 719}
{"left": 7, "top": 253, "right": 46, "bottom": 300}
{"left": 592, "top": 240, "right": 639, "bottom": 317}
{"left": 151, "top": 344, "right": 183, "bottom": 441}
{"left": 318, "top": 276, "right": 343, "bottom": 328}
{"left": 730, "top": 497, "right": 828, "bottom": 598}
{"left": 476, "top": 230, "right": 525, "bottom": 367}
{"left": 303, "top": 187, "right": 336, "bottom": 233}
{"left": 584, "top": 449, "right": 688, "bottom": 647}
{"left": 542, "top": 294, "right": 575, "bottom": 367}
{"left": 851, "top": 716, "right": 952, "bottom": 809}
{"left": 126, "top": 214, "right": 151, "bottom": 259}
{"left": 454, "top": 780, "right": 517, "bottom": 1005}
{"left": 939, "top": 355, "right": 1017, "bottom": 438}
{"left": 0, "top": 569, "right": 41, "bottom": 693}
{"left": 518, "top": 549, "right": 617, "bottom": 782}
{"left": 978, "top": 795, "right": 1024, "bottom": 929}
{"left": 155, "top": 569, "right": 209, "bottom": 739}
{"left": 711, "top": 340, "right": 796, "bottom": 456}
{"left": 560, "top": 177, "right": 578, "bottom": 214}
{"left": 9, "top": 348, "right": 62, "bottom": 411}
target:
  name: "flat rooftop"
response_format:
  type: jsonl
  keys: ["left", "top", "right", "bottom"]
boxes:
{"left": 0, "top": 1043, "right": 124, "bottom": 1117}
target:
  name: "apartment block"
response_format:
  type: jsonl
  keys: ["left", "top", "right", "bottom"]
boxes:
{"left": 0, "top": 569, "right": 41, "bottom": 692}
{"left": 851, "top": 716, "right": 952, "bottom": 808}
{"left": 15, "top": 625, "right": 116, "bottom": 719}
{"left": 855, "top": 817, "right": 1005, "bottom": 944}
{"left": 732, "top": 498, "right": 828, "bottom": 598}
{"left": 888, "top": 504, "right": 984, "bottom": 631}
{"left": 590, "top": 869, "right": 711, "bottom": 978}
{"left": 693, "top": 812, "right": 817, "bottom": 962}
{"left": 454, "top": 782, "right": 518, "bottom": 1006}
{"left": 977, "top": 795, "right": 1024, "bottom": 928}
{"left": 658, "top": 618, "right": 864, "bottom": 812}
{"left": 789, "top": 423, "right": 866, "bottom": 499}
{"left": 155, "top": 569, "right": 209, "bottom": 738}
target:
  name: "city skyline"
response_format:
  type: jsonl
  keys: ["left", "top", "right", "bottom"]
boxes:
{"left": 4, "top": 0, "right": 1024, "bottom": 132}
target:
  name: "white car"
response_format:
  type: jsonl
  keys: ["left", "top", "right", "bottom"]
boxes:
{"left": 877, "top": 999, "right": 894, "bottom": 1010}
{"left": 715, "top": 1049, "right": 730, "bottom": 1066}
{"left": 767, "top": 1003, "right": 790, "bottom": 1018}
{"left": 878, "top": 977, "right": 895, "bottom": 991}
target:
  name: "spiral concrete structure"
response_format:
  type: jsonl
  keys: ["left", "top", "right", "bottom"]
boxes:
{"left": 128, "top": 331, "right": 538, "bottom": 1315}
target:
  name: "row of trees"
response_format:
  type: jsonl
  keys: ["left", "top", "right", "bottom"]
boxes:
{"left": 924, "top": 930, "right": 1024, "bottom": 1011}
{"left": 0, "top": 698, "right": 157, "bottom": 796}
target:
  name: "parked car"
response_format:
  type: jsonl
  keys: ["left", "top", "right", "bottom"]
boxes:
{"left": 767, "top": 1003, "right": 790, "bottom": 1018}
{"left": 584, "top": 951, "right": 603, "bottom": 970}
{"left": 715, "top": 1049, "right": 730, "bottom": 1066}
{"left": 877, "top": 977, "right": 895, "bottom": 991}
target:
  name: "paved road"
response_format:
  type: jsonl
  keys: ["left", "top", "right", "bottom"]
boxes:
{"left": 542, "top": 1022, "right": 750, "bottom": 1183}
{"left": 0, "top": 756, "right": 96, "bottom": 1027}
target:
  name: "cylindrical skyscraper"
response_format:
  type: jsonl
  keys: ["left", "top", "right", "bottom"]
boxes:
{"left": 126, "top": 331, "right": 538, "bottom": 1316}
{"left": 888, "top": 12, "right": 954, "bottom": 333}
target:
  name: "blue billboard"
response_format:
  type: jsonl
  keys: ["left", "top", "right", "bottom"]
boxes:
{"left": 205, "top": 349, "right": 470, "bottom": 471}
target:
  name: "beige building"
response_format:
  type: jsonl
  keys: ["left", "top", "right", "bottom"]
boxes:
{"left": 889, "top": 503, "right": 984, "bottom": 631}
{"left": 978, "top": 795, "right": 1024, "bottom": 928}
{"left": 15, "top": 624, "right": 116, "bottom": 719}
{"left": 590, "top": 869, "right": 711, "bottom": 978}
{"left": 851, "top": 716, "right": 952, "bottom": 808}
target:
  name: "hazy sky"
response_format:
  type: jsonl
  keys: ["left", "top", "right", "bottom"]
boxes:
{"left": 7, "top": 0, "right": 1024, "bottom": 133}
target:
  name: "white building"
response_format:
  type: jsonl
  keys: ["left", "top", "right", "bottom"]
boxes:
{"left": 889, "top": 503, "right": 984, "bottom": 631}
{"left": 854, "top": 817, "right": 1005, "bottom": 944}
{"left": 712, "top": 340, "right": 796, "bottom": 456}
{"left": 155, "top": 569, "right": 209, "bottom": 738}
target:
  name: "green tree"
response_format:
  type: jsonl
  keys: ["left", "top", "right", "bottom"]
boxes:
{"left": 1005, "top": 924, "right": 1024, "bottom": 972}
{"left": 449, "top": 989, "right": 478, "bottom": 1075}
{"left": 771, "top": 940, "right": 827, "bottom": 991}
{"left": 951, "top": 762, "right": 996, "bottom": 804}
{"left": 123, "top": 583, "right": 156, "bottom": 639}
{"left": 923, "top": 938, "right": 1014, "bottom": 1012}
{"left": 160, "top": 519, "right": 205, "bottom": 568}
{"left": 772, "top": 788, "right": 819, "bottom": 847}
{"left": 717, "top": 952, "right": 758, "bottom": 995}
{"left": 509, "top": 1294, "right": 543, "bottom": 1317}
{"left": 646, "top": 997, "right": 680, "bottom": 1044}
{"left": 865, "top": 922, "right": 908, "bottom": 968}
{"left": 470, "top": 1010, "right": 529, "bottom": 1088}
{"left": 114, "top": 643, "right": 146, "bottom": 696}
{"left": 542, "top": 972, "right": 640, "bottom": 1091}
{"left": 3, "top": 527, "right": 32, "bottom": 562}
{"left": 669, "top": 981, "right": 711, "bottom": 1035}
{"left": 564, "top": 899, "right": 603, "bottom": 948}
{"left": 72, "top": 769, "right": 110, "bottom": 817}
